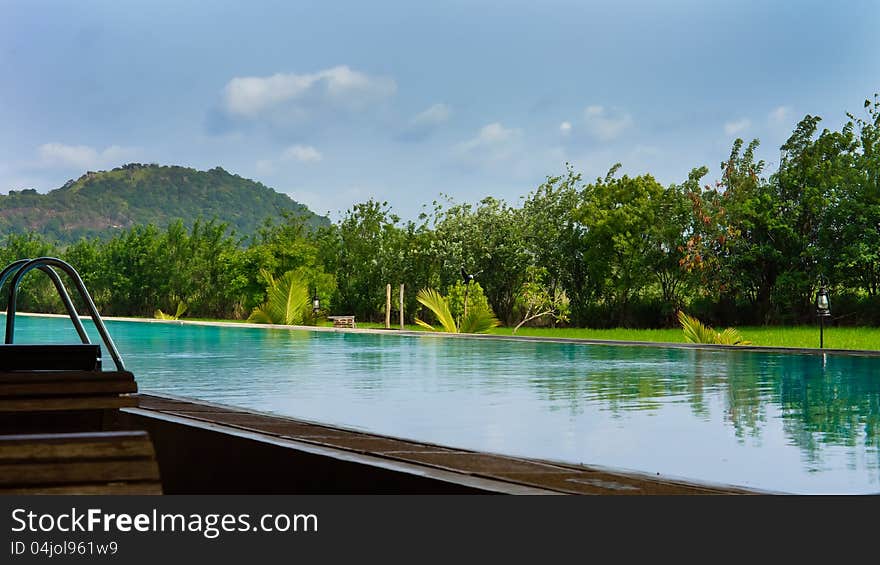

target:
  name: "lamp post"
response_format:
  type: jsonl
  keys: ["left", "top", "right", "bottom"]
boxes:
{"left": 312, "top": 288, "right": 321, "bottom": 316}
{"left": 816, "top": 285, "right": 831, "bottom": 349}
{"left": 460, "top": 267, "right": 475, "bottom": 318}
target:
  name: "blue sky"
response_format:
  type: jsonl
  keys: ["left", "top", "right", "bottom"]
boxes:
{"left": 2, "top": 0, "right": 878, "bottom": 221}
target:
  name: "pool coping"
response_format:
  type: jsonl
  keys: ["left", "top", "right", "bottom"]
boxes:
{"left": 130, "top": 392, "right": 776, "bottom": 495}
{"left": 16, "top": 312, "right": 880, "bottom": 358}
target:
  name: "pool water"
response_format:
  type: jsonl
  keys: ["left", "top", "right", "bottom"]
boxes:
{"left": 14, "top": 315, "right": 880, "bottom": 494}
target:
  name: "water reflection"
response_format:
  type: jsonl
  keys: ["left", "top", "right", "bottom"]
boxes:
{"left": 11, "top": 315, "right": 880, "bottom": 492}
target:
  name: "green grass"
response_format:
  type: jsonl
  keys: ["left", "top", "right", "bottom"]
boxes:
{"left": 160, "top": 317, "right": 880, "bottom": 351}
{"left": 488, "top": 325, "right": 880, "bottom": 350}
{"left": 347, "top": 321, "right": 880, "bottom": 350}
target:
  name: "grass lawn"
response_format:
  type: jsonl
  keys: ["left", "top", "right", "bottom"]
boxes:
{"left": 349, "top": 321, "right": 880, "bottom": 351}
{"left": 159, "top": 317, "right": 880, "bottom": 351}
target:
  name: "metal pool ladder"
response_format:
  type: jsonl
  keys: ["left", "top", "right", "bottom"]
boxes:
{"left": 0, "top": 257, "right": 125, "bottom": 371}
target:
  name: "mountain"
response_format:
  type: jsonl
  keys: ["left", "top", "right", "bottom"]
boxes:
{"left": 0, "top": 163, "right": 328, "bottom": 242}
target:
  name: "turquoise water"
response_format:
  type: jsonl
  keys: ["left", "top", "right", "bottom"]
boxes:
{"left": 14, "top": 314, "right": 880, "bottom": 494}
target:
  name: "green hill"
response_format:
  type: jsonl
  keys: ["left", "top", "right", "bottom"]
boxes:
{"left": 0, "top": 163, "right": 328, "bottom": 242}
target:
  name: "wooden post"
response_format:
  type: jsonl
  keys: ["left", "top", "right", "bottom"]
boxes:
{"left": 399, "top": 283, "right": 405, "bottom": 329}
{"left": 385, "top": 283, "right": 391, "bottom": 329}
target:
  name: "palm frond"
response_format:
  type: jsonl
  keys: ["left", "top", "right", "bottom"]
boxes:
{"left": 173, "top": 301, "right": 188, "bottom": 319}
{"left": 678, "top": 311, "right": 714, "bottom": 343}
{"left": 259, "top": 268, "right": 276, "bottom": 287}
{"left": 416, "top": 288, "right": 458, "bottom": 333}
{"left": 247, "top": 307, "right": 274, "bottom": 324}
{"left": 248, "top": 270, "right": 310, "bottom": 325}
{"left": 678, "top": 310, "right": 750, "bottom": 345}
{"left": 717, "top": 327, "right": 751, "bottom": 345}
{"left": 459, "top": 308, "right": 500, "bottom": 334}
{"left": 155, "top": 301, "right": 187, "bottom": 320}
{"left": 414, "top": 318, "right": 437, "bottom": 331}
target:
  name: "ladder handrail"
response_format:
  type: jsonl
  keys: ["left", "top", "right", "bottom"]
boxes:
{"left": 0, "top": 259, "right": 91, "bottom": 344}
{"left": 4, "top": 257, "right": 125, "bottom": 371}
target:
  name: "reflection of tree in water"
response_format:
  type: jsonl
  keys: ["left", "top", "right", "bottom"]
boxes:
{"left": 529, "top": 346, "right": 880, "bottom": 468}
{"left": 529, "top": 346, "right": 705, "bottom": 416}
{"left": 718, "top": 353, "right": 770, "bottom": 440}
{"left": 776, "top": 355, "right": 880, "bottom": 467}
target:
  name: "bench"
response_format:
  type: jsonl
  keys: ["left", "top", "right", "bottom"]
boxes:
{"left": 327, "top": 315, "right": 356, "bottom": 329}
{"left": 0, "top": 430, "right": 162, "bottom": 494}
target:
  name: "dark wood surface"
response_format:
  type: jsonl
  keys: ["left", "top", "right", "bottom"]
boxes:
{"left": 0, "top": 370, "right": 137, "bottom": 413}
{"left": 0, "top": 344, "right": 101, "bottom": 371}
{"left": 0, "top": 430, "right": 162, "bottom": 494}
{"left": 0, "top": 370, "right": 138, "bottom": 433}
{"left": 132, "top": 393, "right": 763, "bottom": 495}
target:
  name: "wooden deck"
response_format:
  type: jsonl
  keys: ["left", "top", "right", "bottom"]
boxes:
{"left": 129, "top": 393, "right": 766, "bottom": 495}
{"left": 0, "top": 431, "right": 162, "bottom": 494}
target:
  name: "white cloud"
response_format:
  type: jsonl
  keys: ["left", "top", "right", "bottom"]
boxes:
{"left": 456, "top": 122, "right": 524, "bottom": 167}
{"left": 397, "top": 103, "right": 452, "bottom": 141}
{"left": 724, "top": 118, "right": 751, "bottom": 136}
{"left": 222, "top": 66, "right": 397, "bottom": 118}
{"left": 411, "top": 103, "right": 452, "bottom": 127}
{"left": 37, "top": 143, "right": 137, "bottom": 170}
{"left": 281, "top": 144, "right": 323, "bottom": 163}
{"left": 256, "top": 145, "right": 323, "bottom": 176}
{"left": 462, "top": 123, "right": 520, "bottom": 148}
{"left": 768, "top": 106, "right": 791, "bottom": 125}
{"left": 559, "top": 121, "right": 572, "bottom": 135}
{"left": 583, "top": 105, "right": 633, "bottom": 140}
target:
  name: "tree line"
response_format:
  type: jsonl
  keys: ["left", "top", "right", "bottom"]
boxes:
{"left": 2, "top": 95, "right": 879, "bottom": 328}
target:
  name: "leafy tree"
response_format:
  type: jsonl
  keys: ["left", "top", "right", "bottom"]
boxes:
{"left": 512, "top": 266, "right": 570, "bottom": 333}
{"left": 573, "top": 166, "right": 670, "bottom": 326}
{"left": 432, "top": 196, "right": 530, "bottom": 325}
{"left": 825, "top": 95, "right": 880, "bottom": 298}
{"left": 333, "top": 199, "right": 402, "bottom": 320}
{"left": 0, "top": 233, "right": 63, "bottom": 313}
{"left": 522, "top": 166, "right": 586, "bottom": 324}
{"left": 444, "top": 280, "right": 493, "bottom": 328}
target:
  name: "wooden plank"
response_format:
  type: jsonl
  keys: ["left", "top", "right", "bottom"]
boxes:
{"left": 0, "top": 381, "right": 138, "bottom": 397}
{"left": 0, "top": 396, "right": 138, "bottom": 412}
{"left": 0, "top": 481, "right": 162, "bottom": 495}
{"left": 0, "top": 371, "right": 135, "bottom": 384}
{"left": 0, "top": 459, "right": 160, "bottom": 486}
{"left": 330, "top": 315, "right": 356, "bottom": 328}
{"left": 0, "top": 345, "right": 100, "bottom": 371}
{"left": 0, "top": 432, "right": 156, "bottom": 461}
{"left": 0, "top": 431, "right": 161, "bottom": 493}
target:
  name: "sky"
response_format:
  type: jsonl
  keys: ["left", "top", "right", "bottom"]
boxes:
{"left": 1, "top": 0, "right": 878, "bottom": 221}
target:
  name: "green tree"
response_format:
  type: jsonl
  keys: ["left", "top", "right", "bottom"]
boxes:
{"left": 333, "top": 199, "right": 401, "bottom": 320}
{"left": 522, "top": 166, "right": 586, "bottom": 325}
{"left": 432, "top": 196, "right": 530, "bottom": 325}
{"left": 573, "top": 166, "right": 671, "bottom": 326}
{"left": 512, "top": 266, "right": 570, "bottom": 333}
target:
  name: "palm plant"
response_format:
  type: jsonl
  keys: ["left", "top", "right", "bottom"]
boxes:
{"left": 248, "top": 269, "right": 314, "bottom": 325}
{"left": 677, "top": 310, "right": 751, "bottom": 345}
{"left": 415, "top": 288, "right": 499, "bottom": 333}
{"left": 155, "top": 301, "right": 187, "bottom": 320}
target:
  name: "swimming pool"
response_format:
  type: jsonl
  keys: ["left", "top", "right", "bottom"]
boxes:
{"left": 16, "top": 315, "right": 880, "bottom": 494}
